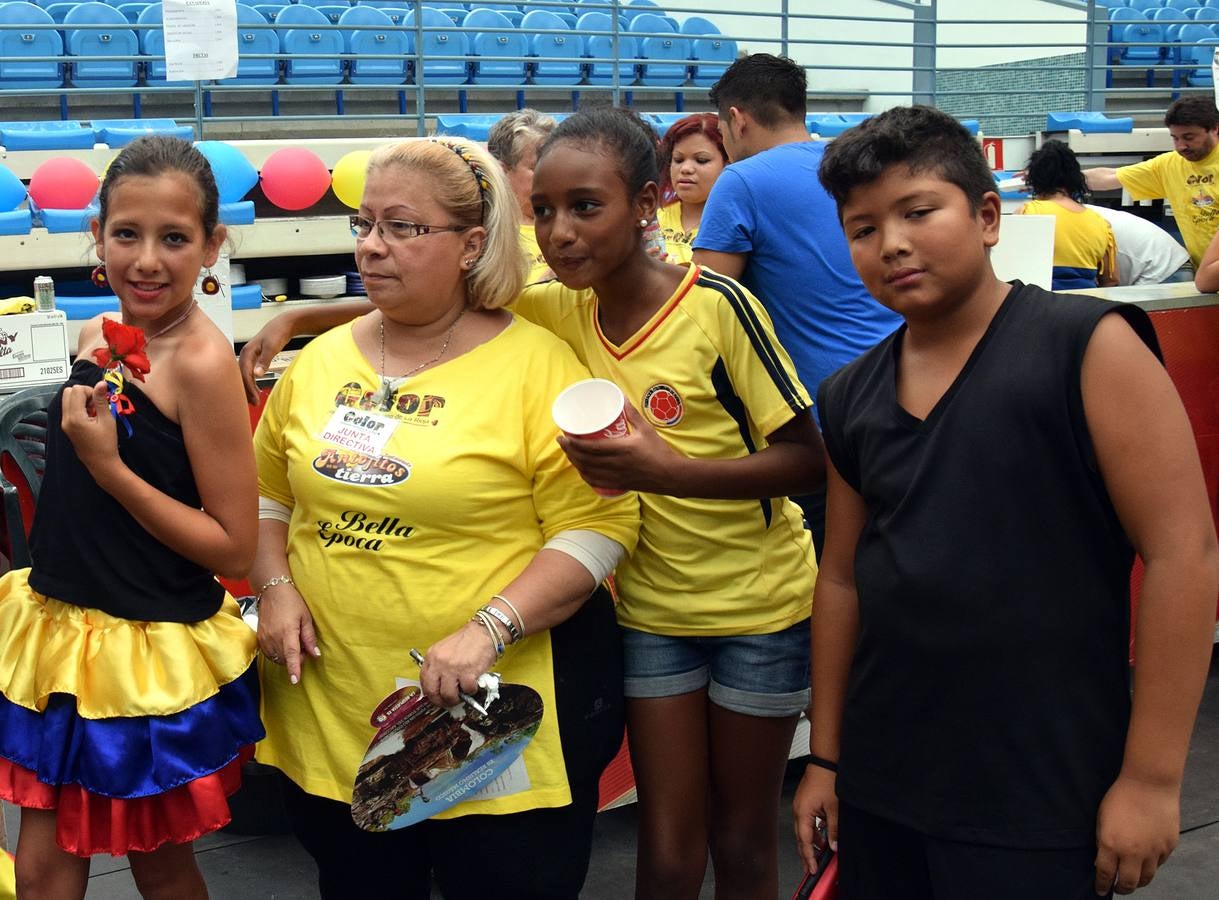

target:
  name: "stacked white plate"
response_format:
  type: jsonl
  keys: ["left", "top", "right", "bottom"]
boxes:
{"left": 256, "top": 277, "right": 289, "bottom": 298}
{"left": 299, "top": 275, "right": 346, "bottom": 299}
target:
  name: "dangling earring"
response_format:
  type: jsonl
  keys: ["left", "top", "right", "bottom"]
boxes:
{"left": 200, "top": 270, "right": 220, "bottom": 295}
{"left": 91, "top": 264, "right": 109, "bottom": 289}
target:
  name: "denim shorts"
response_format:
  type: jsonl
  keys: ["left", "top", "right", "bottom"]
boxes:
{"left": 620, "top": 620, "right": 810, "bottom": 717}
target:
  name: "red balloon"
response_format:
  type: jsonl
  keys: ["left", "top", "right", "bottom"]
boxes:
{"left": 260, "top": 148, "right": 331, "bottom": 211}
{"left": 29, "top": 157, "right": 99, "bottom": 210}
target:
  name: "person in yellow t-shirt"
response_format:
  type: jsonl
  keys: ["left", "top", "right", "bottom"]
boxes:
{"left": 487, "top": 108, "right": 557, "bottom": 283}
{"left": 1017, "top": 140, "right": 1118, "bottom": 290}
{"left": 655, "top": 112, "right": 728, "bottom": 264}
{"left": 234, "top": 109, "right": 824, "bottom": 900}
{"left": 1084, "top": 96, "right": 1219, "bottom": 267}
{"left": 250, "top": 139, "right": 639, "bottom": 900}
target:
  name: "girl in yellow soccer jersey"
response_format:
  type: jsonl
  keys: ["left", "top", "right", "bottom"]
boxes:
{"left": 522, "top": 107, "right": 823, "bottom": 900}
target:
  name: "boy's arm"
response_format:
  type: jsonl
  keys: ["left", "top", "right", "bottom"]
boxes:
{"left": 237, "top": 300, "right": 373, "bottom": 403}
{"left": 557, "top": 402, "right": 825, "bottom": 499}
{"left": 1082, "top": 312, "right": 1219, "bottom": 896}
{"left": 792, "top": 456, "right": 864, "bottom": 872}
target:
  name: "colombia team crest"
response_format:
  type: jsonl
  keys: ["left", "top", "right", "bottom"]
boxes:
{"left": 643, "top": 384, "right": 684, "bottom": 427}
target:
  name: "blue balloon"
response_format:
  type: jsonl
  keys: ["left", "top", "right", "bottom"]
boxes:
{"left": 196, "top": 141, "right": 259, "bottom": 205}
{"left": 0, "top": 165, "right": 27, "bottom": 213}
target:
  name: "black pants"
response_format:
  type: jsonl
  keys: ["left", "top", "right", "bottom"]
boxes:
{"left": 837, "top": 802, "right": 1112, "bottom": 900}
{"left": 282, "top": 586, "right": 625, "bottom": 900}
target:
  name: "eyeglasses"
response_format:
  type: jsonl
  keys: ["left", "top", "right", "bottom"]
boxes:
{"left": 349, "top": 214, "right": 471, "bottom": 242}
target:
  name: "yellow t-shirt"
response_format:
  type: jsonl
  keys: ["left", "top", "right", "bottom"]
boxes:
{"left": 519, "top": 223, "right": 552, "bottom": 284}
{"left": 1116, "top": 146, "right": 1219, "bottom": 265}
{"left": 1017, "top": 199, "right": 1117, "bottom": 280}
{"left": 657, "top": 202, "right": 697, "bottom": 264}
{"left": 253, "top": 316, "right": 640, "bottom": 813}
{"left": 513, "top": 264, "right": 817, "bottom": 636}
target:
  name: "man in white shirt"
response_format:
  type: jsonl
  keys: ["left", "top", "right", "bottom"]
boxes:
{"left": 1085, "top": 205, "right": 1192, "bottom": 285}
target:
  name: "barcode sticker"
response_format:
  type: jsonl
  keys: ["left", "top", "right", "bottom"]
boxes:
{"left": 0, "top": 366, "right": 26, "bottom": 380}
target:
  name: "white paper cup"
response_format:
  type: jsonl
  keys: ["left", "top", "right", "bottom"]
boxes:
{"left": 552, "top": 378, "right": 629, "bottom": 496}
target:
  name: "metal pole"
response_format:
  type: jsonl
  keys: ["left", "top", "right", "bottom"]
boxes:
{"left": 612, "top": 0, "right": 621, "bottom": 107}
{"left": 414, "top": 0, "right": 425, "bottom": 136}
{"left": 193, "top": 80, "right": 205, "bottom": 139}
{"left": 781, "top": 0, "right": 789, "bottom": 59}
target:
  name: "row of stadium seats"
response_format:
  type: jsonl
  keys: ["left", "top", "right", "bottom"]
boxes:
{"left": 1106, "top": 4, "right": 1219, "bottom": 86}
{"left": 0, "top": 1, "right": 734, "bottom": 90}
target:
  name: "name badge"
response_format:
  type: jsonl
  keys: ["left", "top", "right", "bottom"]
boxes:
{"left": 320, "top": 407, "right": 400, "bottom": 458}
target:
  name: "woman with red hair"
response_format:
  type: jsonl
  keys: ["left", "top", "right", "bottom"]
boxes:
{"left": 657, "top": 112, "right": 728, "bottom": 263}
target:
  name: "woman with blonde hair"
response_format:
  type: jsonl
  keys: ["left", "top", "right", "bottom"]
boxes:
{"left": 249, "top": 138, "right": 639, "bottom": 899}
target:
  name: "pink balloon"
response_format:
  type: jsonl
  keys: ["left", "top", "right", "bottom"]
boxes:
{"left": 260, "top": 148, "right": 331, "bottom": 211}
{"left": 29, "top": 157, "right": 99, "bottom": 210}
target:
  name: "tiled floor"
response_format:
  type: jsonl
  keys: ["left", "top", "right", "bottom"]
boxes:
{"left": 6, "top": 648, "right": 1219, "bottom": 899}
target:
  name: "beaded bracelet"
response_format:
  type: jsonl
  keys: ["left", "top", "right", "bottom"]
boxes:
{"left": 491, "top": 594, "right": 525, "bottom": 637}
{"left": 480, "top": 604, "right": 520, "bottom": 643}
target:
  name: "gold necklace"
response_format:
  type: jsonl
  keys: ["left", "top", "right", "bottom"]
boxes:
{"left": 144, "top": 300, "right": 198, "bottom": 343}
{"left": 374, "top": 309, "right": 465, "bottom": 411}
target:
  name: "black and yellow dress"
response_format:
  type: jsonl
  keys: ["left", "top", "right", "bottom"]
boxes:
{"left": 0, "top": 360, "right": 263, "bottom": 857}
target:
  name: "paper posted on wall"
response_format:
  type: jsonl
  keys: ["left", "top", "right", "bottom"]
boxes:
{"left": 163, "top": 0, "right": 238, "bottom": 82}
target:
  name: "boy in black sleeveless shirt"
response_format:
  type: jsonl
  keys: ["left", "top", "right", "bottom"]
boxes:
{"left": 792, "top": 106, "right": 1219, "bottom": 899}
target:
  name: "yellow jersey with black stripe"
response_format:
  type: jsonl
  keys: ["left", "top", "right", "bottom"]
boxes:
{"left": 515, "top": 264, "right": 817, "bottom": 636}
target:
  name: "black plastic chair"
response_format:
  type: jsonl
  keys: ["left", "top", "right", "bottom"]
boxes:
{"left": 0, "top": 384, "right": 58, "bottom": 569}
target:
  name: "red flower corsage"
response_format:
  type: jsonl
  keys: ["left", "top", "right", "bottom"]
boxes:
{"left": 91, "top": 317, "right": 150, "bottom": 381}
{"left": 91, "top": 317, "right": 150, "bottom": 436}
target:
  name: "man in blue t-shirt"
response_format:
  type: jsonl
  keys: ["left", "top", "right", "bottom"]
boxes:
{"left": 693, "top": 54, "right": 901, "bottom": 552}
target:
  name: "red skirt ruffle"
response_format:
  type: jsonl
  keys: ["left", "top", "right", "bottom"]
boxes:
{"left": 0, "top": 746, "right": 254, "bottom": 857}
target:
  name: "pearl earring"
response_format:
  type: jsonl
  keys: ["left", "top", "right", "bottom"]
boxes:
{"left": 638, "top": 218, "right": 648, "bottom": 227}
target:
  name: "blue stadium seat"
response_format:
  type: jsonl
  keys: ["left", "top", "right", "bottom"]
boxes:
{"left": 118, "top": 1, "right": 151, "bottom": 23}
{"left": 223, "top": 5, "right": 280, "bottom": 84}
{"left": 298, "top": 0, "right": 350, "bottom": 7}
{"left": 64, "top": 2, "right": 139, "bottom": 88}
{"left": 1117, "top": 20, "right": 1165, "bottom": 62}
{"left": 434, "top": 113, "right": 501, "bottom": 141}
{"left": 253, "top": 0, "right": 290, "bottom": 24}
{"left": 1164, "top": 0, "right": 1195, "bottom": 10}
{"left": 93, "top": 117, "right": 192, "bottom": 145}
{"left": 312, "top": 5, "right": 351, "bottom": 24}
{"left": 45, "top": 2, "right": 77, "bottom": 24}
{"left": 1184, "top": 35, "right": 1219, "bottom": 83}
{"left": 806, "top": 113, "right": 872, "bottom": 137}
{"left": 555, "top": 11, "right": 576, "bottom": 27}
{"left": 1128, "top": 0, "right": 1162, "bottom": 13}
{"left": 520, "top": 9, "right": 582, "bottom": 86}
{"left": 357, "top": 0, "right": 406, "bottom": 24}
{"left": 0, "top": 120, "right": 93, "bottom": 150}
{"left": 680, "top": 16, "right": 720, "bottom": 35}
{"left": 688, "top": 27, "right": 734, "bottom": 86}
{"left": 630, "top": 13, "right": 689, "bottom": 87}
{"left": 137, "top": 3, "right": 192, "bottom": 88}
{"left": 339, "top": 5, "right": 406, "bottom": 84}
{"left": 958, "top": 118, "right": 980, "bottom": 135}
{"left": 578, "top": 11, "right": 637, "bottom": 85}
{"left": 1045, "top": 111, "right": 1134, "bottom": 133}
{"left": 438, "top": 7, "right": 466, "bottom": 25}
{"left": 623, "top": 0, "right": 659, "bottom": 22}
{"left": 276, "top": 5, "right": 344, "bottom": 84}
{"left": 0, "top": 2, "right": 64, "bottom": 90}
{"left": 404, "top": 6, "right": 469, "bottom": 84}
{"left": 646, "top": 112, "right": 687, "bottom": 136}
{"left": 465, "top": 7, "right": 528, "bottom": 84}
{"left": 0, "top": 210, "right": 33, "bottom": 236}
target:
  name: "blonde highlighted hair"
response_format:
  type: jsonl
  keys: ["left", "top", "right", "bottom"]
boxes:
{"left": 366, "top": 138, "right": 527, "bottom": 310}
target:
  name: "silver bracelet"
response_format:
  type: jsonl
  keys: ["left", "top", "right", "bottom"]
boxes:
{"left": 480, "top": 604, "right": 521, "bottom": 643}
